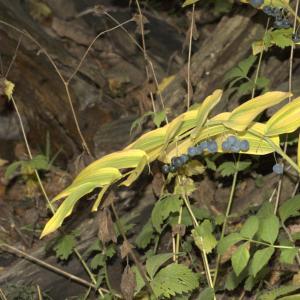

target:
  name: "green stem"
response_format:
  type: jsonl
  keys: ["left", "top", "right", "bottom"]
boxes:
{"left": 213, "top": 156, "right": 239, "bottom": 287}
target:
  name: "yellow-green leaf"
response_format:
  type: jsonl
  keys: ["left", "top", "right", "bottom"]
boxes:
{"left": 223, "top": 91, "right": 291, "bottom": 132}
{"left": 191, "top": 89, "right": 223, "bottom": 139}
{"left": 92, "top": 185, "right": 110, "bottom": 212}
{"left": 75, "top": 150, "right": 147, "bottom": 182}
{"left": 53, "top": 167, "right": 122, "bottom": 202}
{"left": 265, "top": 97, "right": 300, "bottom": 136}
{"left": 157, "top": 75, "right": 176, "bottom": 94}
{"left": 41, "top": 183, "right": 95, "bottom": 237}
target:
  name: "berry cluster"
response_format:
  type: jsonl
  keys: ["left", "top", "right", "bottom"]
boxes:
{"left": 261, "top": 5, "right": 291, "bottom": 29}
{"left": 161, "top": 136, "right": 250, "bottom": 174}
{"left": 221, "top": 136, "right": 250, "bottom": 153}
{"left": 272, "top": 163, "right": 284, "bottom": 175}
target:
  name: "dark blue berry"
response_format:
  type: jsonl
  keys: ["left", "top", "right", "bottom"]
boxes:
{"left": 263, "top": 6, "right": 273, "bottom": 15}
{"left": 231, "top": 143, "right": 241, "bottom": 153}
{"left": 240, "top": 140, "right": 250, "bottom": 152}
{"left": 207, "top": 140, "right": 218, "bottom": 153}
{"left": 188, "top": 146, "right": 199, "bottom": 157}
{"left": 198, "top": 141, "right": 208, "bottom": 151}
{"left": 274, "top": 18, "right": 290, "bottom": 29}
{"left": 273, "top": 163, "right": 284, "bottom": 175}
{"left": 169, "top": 165, "right": 177, "bottom": 173}
{"left": 180, "top": 154, "right": 189, "bottom": 164}
{"left": 172, "top": 157, "right": 183, "bottom": 168}
{"left": 250, "top": 0, "right": 264, "bottom": 8}
{"left": 162, "top": 164, "right": 170, "bottom": 174}
{"left": 227, "top": 135, "right": 238, "bottom": 146}
{"left": 222, "top": 140, "right": 231, "bottom": 152}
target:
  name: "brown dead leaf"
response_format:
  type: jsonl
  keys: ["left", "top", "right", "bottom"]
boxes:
{"left": 98, "top": 208, "right": 117, "bottom": 244}
{"left": 120, "top": 265, "right": 136, "bottom": 300}
{"left": 172, "top": 224, "right": 186, "bottom": 237}
{"left": 288, "top": 224, "right": 300, "bottom": 235}
{"left": 152, "top": 172, "right": 164, "bottom": 198}
{"left": 120, "top": 240, "right": 134, "bottom": 259}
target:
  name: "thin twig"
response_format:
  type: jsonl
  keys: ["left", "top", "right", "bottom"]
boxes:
{"left": 5, "top": 34, "right": 23, "bottom": 78}
{"left": 251, "top": 18, "right": 270, "bottom": 99}
{"left": 36, "top": 285, "right": 43, "bottom": 300}
{"left": 187, "top": 4, "right": 195, "bottom": 110}
{"left": 110, "top": 202, "right": 155, "bottom": 296}
{"left": 213, "top": 155, "right": 239, "bottom": 287}
{"left": 0, "top": 289, "right": 8, "bottom": 300}
{"left": 0, "top": 242, "right": 119, "bottom": 296}
{"left": 11, "top": 96, "right": 55, "bottom": 214}
{"left": 274, "top": 0, "right": 300, "bottom": 214}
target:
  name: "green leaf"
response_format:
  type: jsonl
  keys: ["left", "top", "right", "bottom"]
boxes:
{"left": 151, "top": 263, "right": 199, "bottom": 298}
{"left": 192, "top": 220, "right": 217, "bottom": 253}
{"left": 135, "top": 221, "right": 155, "bottom": 249}
{"left": 238, "top": 55, "right": 257, "bottom": 77}
{"left": 279, "top": 195, "right": 300, "bottom": 223}
{"left": 250, "top": 247, "right": 275, "bottom": 277}
{"left": 197, "top": 287, "right": 215, "bottom": 300}
{"left": 90, "top": 253, "right": 105, "bottom": 270}
{"left": 130, "top": 111, "right": 154, "bottom": 135}
{"left": 53, "top": 234, "right": 77, "bottom": 260}
{"left": 231, "top": 243, "right": 250, "bottom": 276}
{"left": 280, "top": 247, "right": 298, "bottom": 265}
{"left": 217, "top": 161, "right": 236, "bottom": 177}
{"left": 217, "top": 232, "right": 244, "bottom": 255}
{"left": 237, "top": 160, "right": 252, "bottom": 172}
{"left": 257, "top": 202, "right": 274, "bottom": 219}
{"left": 132, "top": 266, "right": 145, "bottom": 294}
{"left": 153, "top": 111, "right": 166, "bottom": 128}
{"left": 257, "top": 215, "right": 279, "bottom": 244}
{"left": 30, "top": 154, "right": 49, "bottom": 170}
{"left": 237, "top": 81, "right": 254, "bottom": 96}
{"left": 146, "top": 253, "right": 174, "bottom": 279}
{"left": 240, "top": 216, "right": 259, "bottom": 239}
{"left": 5, "top": 161, "right": 22, "bottom": 179}
{"left": 270, "top": 28, "right": 293, "bottom": 49}
{"left": 151, "top": 195, "right": 182, "bottom": 233}
{"left": 225, "top": 270, "right": 247, "bottom": 291}
{"left": 257, "top": 285, "right": 300, "bottom": 300}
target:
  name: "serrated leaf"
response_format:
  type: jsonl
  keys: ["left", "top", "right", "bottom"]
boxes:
{"left": 192, "top": 220, "right": 217, "bottom": 253}
{"left": 279, "top": 195, "right": 300, "bottom": 223}
{"left": 90, "top": 253, "right": 106, "bottom": 270}
{"left": 53, "top": 234, "right": 77, "bottom": 260}
{"left": 258, "top": 215, "right": 279, "bottom": 244}
{"left": 183, "top": 160, "right": 205, "bottom": 176}
{"left": 151, "top": 263, "right": 199, "bottom": 298}
{"left": 217, "top": 232, "right": 244, "bottom": 255}
{"left": 223, "top": 91, "right": 291, "bottom": 132}
{"left": 265, "top": 97, "right": 300, "bottom": 136}
{"left": 237, "top": 81, "right": 254, "bottom": 96}
{"left": 237, "top": 160, "right": 252, "bottom": 172}
{"left": 217, "top": 161, "right": 236, "bottom": 177}
{"left": 250, "top": 247, "right": 275, "bottom": 277}
{"left": 231, "top": 243, "right": 250, "bottom": 276}
{"left": 238, "top": 55, "right": 257, "bottom": 77}
{"left": 130, "top": 111, "right": 154, "bottom": 135}
{"left": 146, "top": 253, "right": 174, "bottom": 279}
{"left": 135, "top": 220, "right": 155, "bottom": 249}
{"left": 270, "top": 28, "right": 293, "bottom": 49}
{"left": 240, "top": 216, "right": 259, "bottom": 239}
{"left": 174, "top": 176, "right": 196, "bottom": 196}
{"left": 151, "top": 195, "right": 182, "bottom": 233}
{"left": 257, "top": 202, "right": 274, "bottom": 218}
